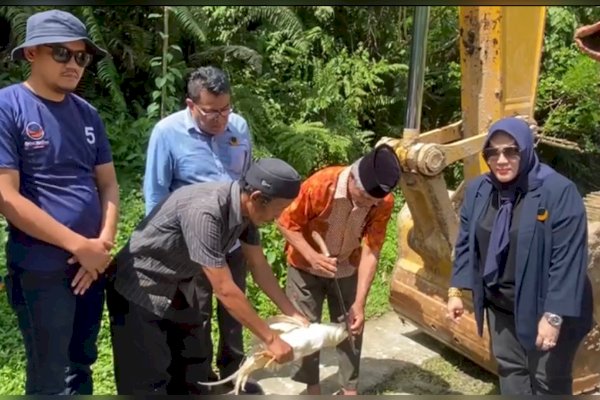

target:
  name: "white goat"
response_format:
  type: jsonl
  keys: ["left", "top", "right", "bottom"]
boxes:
{"left": 197, "top": 315, "right": 348, "bottom": 394}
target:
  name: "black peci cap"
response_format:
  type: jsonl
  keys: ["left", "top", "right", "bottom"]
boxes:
{"left": 356, "top": 144, "right": 401, "bottom": 198}
{"left": 244, "top": 158, "right": 302, "bottom": 199}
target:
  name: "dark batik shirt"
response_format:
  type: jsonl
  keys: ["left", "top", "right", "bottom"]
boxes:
{"left": 113, "top": 180, "right": 260, "bottom": 317}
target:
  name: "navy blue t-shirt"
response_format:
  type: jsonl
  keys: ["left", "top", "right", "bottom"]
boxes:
{"left": 0, "top": 83, "right": 113, "bottom": 271}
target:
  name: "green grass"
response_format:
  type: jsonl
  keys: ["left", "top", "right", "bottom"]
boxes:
{"left": 0, "top": 180, "right": 401, "bottom": 394}
{"left": 366, "top": 349, "right": 499, "bottom": 395}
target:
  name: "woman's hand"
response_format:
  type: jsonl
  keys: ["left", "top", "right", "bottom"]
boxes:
{"left": 535, "top": 317, "right": 560, "bottom": 351}
{"left": 446, "top": 297, "right": 465, "bottom": 323}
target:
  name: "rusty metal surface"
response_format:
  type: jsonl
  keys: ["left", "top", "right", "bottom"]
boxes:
{"left": 458, "top": 6, "right": 502, "bottom": 180}
{"left": 458, "top": 6, "right": 546, "bottom": 180}
{"left": 586, "top": 192, "right": 600, "bottom": 222}
{"left": 587, "top": 193, "right": 600, "bottom": 326}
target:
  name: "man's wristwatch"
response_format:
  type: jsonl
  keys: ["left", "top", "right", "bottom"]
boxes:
{"left": 544, "top": 312, "right": 563, "bottom": 327}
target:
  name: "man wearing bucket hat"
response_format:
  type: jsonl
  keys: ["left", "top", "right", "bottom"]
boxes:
{"left": 0, "top": 9, "right": 119, "bottom": 395}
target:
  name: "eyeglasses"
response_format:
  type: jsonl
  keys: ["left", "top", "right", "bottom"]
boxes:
{"left": 43, "top": 45, "right": 93, "bottom": 68}
{"left": 482, "top": 146, "right": 521, "bottom": 161}
{"left": 194, "top": 104, "right": 232, "bottom": 119}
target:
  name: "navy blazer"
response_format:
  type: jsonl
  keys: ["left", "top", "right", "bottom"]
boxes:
{"left": 451, "top": 166, "right": 594, "bottom": 350}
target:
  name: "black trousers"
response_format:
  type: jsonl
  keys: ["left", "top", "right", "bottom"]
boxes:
{"left": 4, "top": 265, "right": 104, "bottom": 395}
{"left": 107, "top": 281, "right": 213, "bottom": 395}
{"left": 107, "top": 248, "right": 246, "bottom": 395}
{"left": 285, "top": 267, "right": 362, "bottom": 390}
{"left": 168, "top": 247, "right": 247, "bottom": 393}
{"left": 486, "top": 303, "right": 588, "bottom": 395}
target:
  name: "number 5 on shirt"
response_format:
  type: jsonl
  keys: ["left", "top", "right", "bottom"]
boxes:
{"left": 85, "top": 126, "right": 96, "bottom": 145}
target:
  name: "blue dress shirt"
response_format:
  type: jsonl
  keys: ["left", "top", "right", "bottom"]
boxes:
{"left": 143, "top": 108, "right": 252, "bottom": 215}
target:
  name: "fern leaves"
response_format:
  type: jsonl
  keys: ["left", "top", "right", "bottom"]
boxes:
{"left": 80, "top": 6, "right": 127, "bottom": 112}
{"left": 170, "top": 6, "right": 207, "bottom": 44}
{"left": 0, "top": 6, "right": 33, "bottom": 46}
{"left": 190, "top": 45, "right": 263, "bottom": 72}
{"left": 242, "top": 6, "right": 305, "bottom": 46}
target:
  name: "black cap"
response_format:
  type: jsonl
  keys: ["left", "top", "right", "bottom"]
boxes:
{"left": 356, "top": 144, "right": 401, "bottom": 198}
{"left": 244, "top": 158, "right": 301, "bottom": 199}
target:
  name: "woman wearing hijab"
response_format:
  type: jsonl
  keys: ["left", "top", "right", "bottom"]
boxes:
{"left": 446, "top": 117, "right": 594, "bottom": 395}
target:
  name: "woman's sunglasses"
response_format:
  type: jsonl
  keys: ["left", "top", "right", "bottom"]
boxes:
{"left": 43, "top": 45, "right": 94, "bottom": 68}
{"left": 482, "top": 145, "right": 521, "bottom": 161}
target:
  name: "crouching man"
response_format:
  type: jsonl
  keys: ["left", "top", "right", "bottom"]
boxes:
{"left": 277, "top": 144, "right": 401, "bottom": 395}
{"left": 106, "top": 158, "right": 309, "bottom": 395}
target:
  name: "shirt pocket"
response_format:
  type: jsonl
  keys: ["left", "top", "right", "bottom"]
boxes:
{"left": 224, "top": 144, "right": 248, "bottom": 178}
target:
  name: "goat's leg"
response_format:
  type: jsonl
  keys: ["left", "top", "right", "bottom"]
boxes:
{"left": 264, "top": 356, "right": 277, "bottom": 369}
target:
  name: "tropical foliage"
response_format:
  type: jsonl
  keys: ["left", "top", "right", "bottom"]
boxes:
{"left": 0, "top": 5, "right": 599, "bottom": 394}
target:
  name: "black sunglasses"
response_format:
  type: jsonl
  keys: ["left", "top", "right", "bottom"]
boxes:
{"left": 482, "top": 145, "right": 521, "bottom": 161}
{"left": 43, "top": 45, "right": 93, "bottom": 68}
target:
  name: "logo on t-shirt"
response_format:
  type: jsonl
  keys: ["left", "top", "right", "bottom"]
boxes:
{"left": 25, "top": 122, "right": 45, "bottom": 140}
{"left": 24, "top": 122, "right": 49, "bottom": 150}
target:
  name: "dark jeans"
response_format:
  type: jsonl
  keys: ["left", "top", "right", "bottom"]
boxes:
{"left": 285, "top": 266, "right": 362, "bottom": 391}
{"left": 487, "top": 303, "right": 588, "bottom": 395}
{"left": 4, "top": 264, "right": 105, "bottom": 395}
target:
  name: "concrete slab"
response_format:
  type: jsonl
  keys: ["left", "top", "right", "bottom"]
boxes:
{"left": 253, "top": 312, "right": 439, "bottom": 395}
{"left": 215, "top": 312, "right": 600, "bottom": 395}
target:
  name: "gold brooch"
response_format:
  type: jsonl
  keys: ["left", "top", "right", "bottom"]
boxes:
{"left": 537, "top": 208, "right": 548, "bottom": 222}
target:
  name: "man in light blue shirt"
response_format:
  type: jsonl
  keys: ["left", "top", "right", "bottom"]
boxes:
{"left": 144, "top": 78, "right": 251, "bottom": 211}
{"left": 143, "top": 66, "right": 257, "bottom": 394}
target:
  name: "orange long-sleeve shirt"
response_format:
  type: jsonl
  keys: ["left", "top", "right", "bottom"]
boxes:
{"left": 277, "top": 166, "right": 394, "bottom": 278}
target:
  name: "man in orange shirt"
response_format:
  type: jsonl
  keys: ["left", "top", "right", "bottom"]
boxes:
{"left": 277, "top": 144, "right": 401, "bottom": 395}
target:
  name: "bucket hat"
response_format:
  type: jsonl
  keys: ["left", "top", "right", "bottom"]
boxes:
{"left": 11, "top": 9, "right": 107, "bottom": 61}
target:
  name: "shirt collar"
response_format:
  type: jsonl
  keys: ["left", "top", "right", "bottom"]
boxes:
{"left": 334, "top": 166, "right": 352, "bottom": 199}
